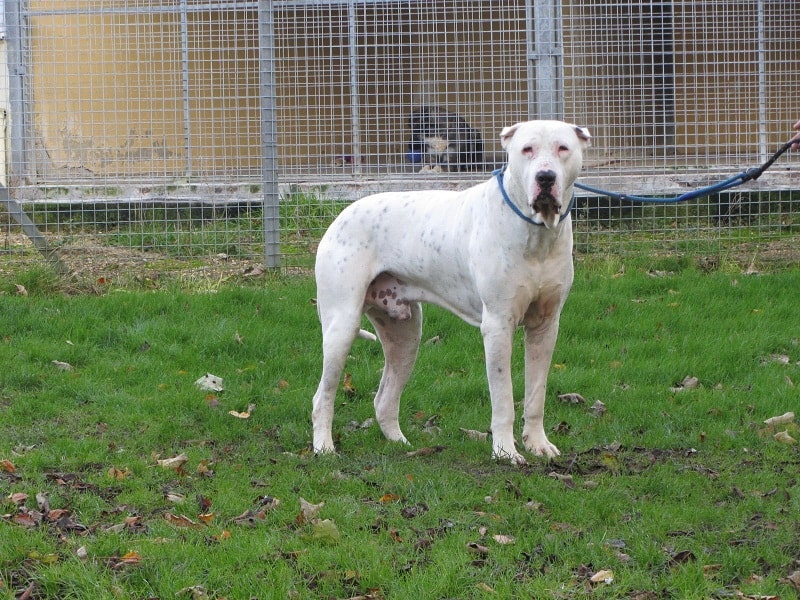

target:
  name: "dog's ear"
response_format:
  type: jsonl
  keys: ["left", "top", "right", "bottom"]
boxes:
{"left": 574, "top": 125, "right": 592, "bottom": 147}
{"left": 500, "top": 123, "right": 522, "bottom": 150}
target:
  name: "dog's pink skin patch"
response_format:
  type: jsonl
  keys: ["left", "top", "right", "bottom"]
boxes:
{"left": 365, "top": 273, "right": 412, "bottom": 320}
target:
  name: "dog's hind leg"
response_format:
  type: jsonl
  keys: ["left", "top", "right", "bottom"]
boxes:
{"left": 312, "top": 307, "right": 364, "bottom": 454}
{"left": 365, "top": 301, "right": 423, "bottom": 445}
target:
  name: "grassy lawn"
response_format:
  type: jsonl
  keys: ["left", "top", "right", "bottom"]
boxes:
{"left": 1, "top": 260, "right": 799, "bottom": 599}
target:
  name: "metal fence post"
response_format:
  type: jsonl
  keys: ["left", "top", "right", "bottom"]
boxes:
{"left": 5, "top": 0, "right": 29, "bottom": 182}
{"left": 259, "top": 0, "right": 280, "bottom": 269}
{"left": 527, "top": 0, "right": 564, "bottom": 120}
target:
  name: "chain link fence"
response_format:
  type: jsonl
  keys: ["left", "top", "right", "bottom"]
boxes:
{"left": 1, "top": 0, "right": 798, "bottom": 280}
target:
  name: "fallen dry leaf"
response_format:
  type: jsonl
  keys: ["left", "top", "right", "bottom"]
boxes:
{"left": 311, "top": 518, "right": 341, "bottom": 543}
{"left": 558, "top": 392, "right": 586, "bottom": 404}
{"left": 785, "top": 570, "right": 800, "bottom": 590}
{"left": 215, "top": 530, "right": 232, "bottom": 541}
{"left": 197, "top": 494, "right": 212, "bottom": 513}
{"left": 590, "top": 569, "right": 614, "bottom": 584}
{"left": 670, "top": 375, "right": 699, "bottom": 392}
{"left": 773, "top": 430, "right": 797, "bottom": 444}
{"left": 590, "top": 400, "right": 607, "bottom": 417}
{"left": 176, "top": 585, "right": 210, "bottom": 599}
{"left": 195, "top": 373, "right": 224, "bottom": 392}
{"left": 156, "top": 453, "right": 189, "bottom": 470}
{"left": 35, "top": 492, "right": 50, "bottom": 512}
{"left": 460, "top": 428, "right": 488, "bottom": 441}
{"left": 16, "top": 582, "right": 35, "bottom": 600}
{"left": 492, "top": 534, "right": 516, "bottom": 545}
{"left": 466, "top": 542, "right": 490, "bottom": 556}
{"left": 107, "top": 467, "right": 131, "bottom": 480}
{"left": 406, "top": 446, "right": 446, "bottom": 458}
{"left": 164, "top": 513, "right": 203, "bottom": 528}
{"left": 119, "top": 551, "right": 142, "bottom": 564}
{"left": 11, "top": 444, "right": 36, "bottom": 456}
{"left": 342, "top": 372, "right": 357, "bottom": 397}
{"left": 765, "top": 353, "right": 791, "bottom": 365}
{"left": 524, "top": 500, "right": 545, "bottom": 512}
{"left": 51, "top": 360, "right": 74, "bottom": 371}
{"left": 196, "top": 460, "right": 214, "bottom": 477}
{"left": 256, "top": 495, "right": 281, "bottom": 511}
{"left": 548, "top": 471, "right": 575, "bottom": 488}
{"left": 9, "top": 492, "right": 28, "bottom": 505}
{"left": 763, "top": 411, "right": 795, "bottom": 427}
{"left": 297, "top": 497, "right": 324, "bottom": 525}
{"left": 15, "top": 284, "right": 28, "bottom": 296}
{"left": 13, "top": 512, "right": 40, "bottom": 528}
{"left": 422, "top": 415, "right": 441, "bottom": 436}
{"left": 242, "top": 263, "right": 266, "bottom": 278}
{"left": 0, "top": 459, "right": 16, "bottom": 473}
{"left": 233, "top": 509, "right": 266, "bottom": 527}
{"left": 229, "top": 403, "right": 256, "bottom": 419}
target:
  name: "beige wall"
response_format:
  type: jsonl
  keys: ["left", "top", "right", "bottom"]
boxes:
{"left": 27, "top": 4, "right": 261, "bottom": 179}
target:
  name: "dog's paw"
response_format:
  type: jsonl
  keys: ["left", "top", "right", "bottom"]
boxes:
{"left": 525, "top": 440, "right": 561, "bottom": 459}
{"left": 522, "top": 431, "right": 560, "bottom": 459}
{"left": 492, "top": 446, "right": 528, "bottom": 467}
{"left": 312, "top": 441, "right": 337, "bottom": 455}
{"left": 383, "top": 432, "right": 410, "bottom": 446}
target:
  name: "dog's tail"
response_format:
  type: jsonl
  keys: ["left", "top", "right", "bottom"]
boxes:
{"left": 315, "top": 296, "right": 376, "bottom": 342}
{"left": 357, "top": 329, "right": 377, "bottom": 342}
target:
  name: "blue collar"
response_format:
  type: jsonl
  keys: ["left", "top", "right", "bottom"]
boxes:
{"left": 493, "top": 166, "right": 574, "bottom": 227}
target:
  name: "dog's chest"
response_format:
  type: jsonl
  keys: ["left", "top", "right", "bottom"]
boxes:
{"left": 424, "top": 136, "right": 449, "bottom": 153}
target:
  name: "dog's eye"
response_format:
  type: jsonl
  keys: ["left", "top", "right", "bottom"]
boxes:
{"left": 522, "top": 145, "right": 535, "bottom": 157}
{"left": 558, "top": 145, "right": 570, "bottom": 153}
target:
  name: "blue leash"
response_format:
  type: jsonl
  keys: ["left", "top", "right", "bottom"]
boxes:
{"left": 572, "top": 138, "right": 797, "bottom": 204}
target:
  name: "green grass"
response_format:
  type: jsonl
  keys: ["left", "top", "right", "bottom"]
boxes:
{"left": 1, "top": 262, "right": 800, "bottom": 599}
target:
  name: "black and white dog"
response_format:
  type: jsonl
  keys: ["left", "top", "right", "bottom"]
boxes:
{"left": 407, "top": 106, "right": 484, "bottom": 172}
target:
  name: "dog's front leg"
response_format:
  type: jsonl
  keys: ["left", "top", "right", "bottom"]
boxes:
{"left": 481, "top": 314, "right": 526, "bottom": 465}
{"left": 521, "top": 318, "right": 561, "bottom": 458}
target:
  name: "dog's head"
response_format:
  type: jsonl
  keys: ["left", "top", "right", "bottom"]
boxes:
{"left": 500, "top": 120, "right": 591, "bottom": 229}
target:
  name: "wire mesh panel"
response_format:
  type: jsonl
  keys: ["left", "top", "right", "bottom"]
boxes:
{"left": 2, "top": 0, "right": 271, "bottom": 278}
{"left": 274, "top": 1, "right": 528, "bottom": 177}
{"left": 563, "top": 0, "right": 799, "bottom": 259}
{"left": 1, "top": 0, "right": 799, "bottom": 277}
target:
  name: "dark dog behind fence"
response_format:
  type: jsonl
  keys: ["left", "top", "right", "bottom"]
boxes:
{"left": 407, "top": 106, "right": 484, "bottom": 172}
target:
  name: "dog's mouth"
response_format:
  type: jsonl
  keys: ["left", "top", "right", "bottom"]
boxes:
{"left": 532, "top": 192, "right": 561, "bottom": 224}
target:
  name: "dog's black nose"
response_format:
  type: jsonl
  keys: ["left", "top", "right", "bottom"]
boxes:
{"left": 536, "top": 170, "right": 557, "bottom": 188}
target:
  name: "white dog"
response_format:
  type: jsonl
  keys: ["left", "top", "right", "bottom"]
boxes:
{"left": 311, "top": 120, "right": 591, "bottom": 465}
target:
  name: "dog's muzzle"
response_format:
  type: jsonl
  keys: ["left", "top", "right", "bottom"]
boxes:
{"left": 532, "top": 170, "right": 560, "bottom": 222}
